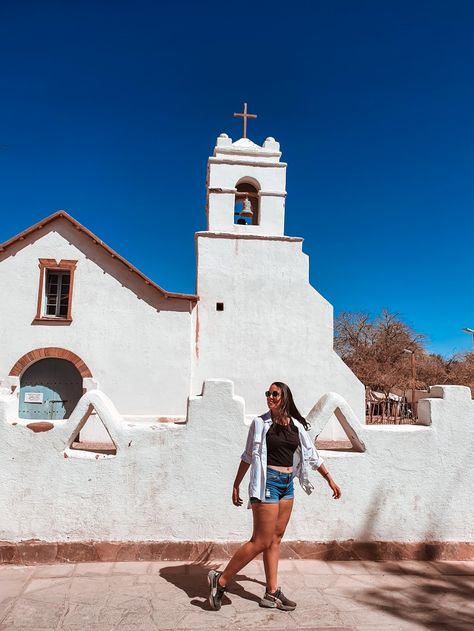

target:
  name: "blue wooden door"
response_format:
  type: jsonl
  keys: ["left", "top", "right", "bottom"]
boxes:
{"left": 19, "top": 358, "right": 83, "bottom": 420}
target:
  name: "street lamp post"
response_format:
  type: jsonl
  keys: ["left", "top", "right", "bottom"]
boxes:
{"left": 403, "top": 349, "right": 417, "bottom": 420}
{"left": 462, "top": 327, "right": 474, "bottom": 351}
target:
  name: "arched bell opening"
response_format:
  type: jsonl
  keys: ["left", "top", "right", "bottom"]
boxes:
{"left": 234, "top": 180, "right": 260, "bottom": 226}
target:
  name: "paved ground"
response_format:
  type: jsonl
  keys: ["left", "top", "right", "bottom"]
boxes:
{"left": 0, "top": 559, "right": 473, "bottom": 631}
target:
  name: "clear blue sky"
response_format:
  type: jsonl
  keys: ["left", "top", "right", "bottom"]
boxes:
{"left": 1, "top": 1, "right": 473, "bottom": 357}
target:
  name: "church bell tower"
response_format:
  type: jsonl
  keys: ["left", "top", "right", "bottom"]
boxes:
{"left": 206, "top": 105, "right": 287, "bottom": 236}
{"left": 193, "top": 106, "right": 365, "bottom": 432}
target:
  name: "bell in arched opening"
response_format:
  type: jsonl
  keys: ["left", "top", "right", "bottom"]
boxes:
{"left": 234, "top": 181, "right": 259, "bottom": 226}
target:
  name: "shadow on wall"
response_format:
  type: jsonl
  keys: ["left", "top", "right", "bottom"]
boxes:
{"left": 320, "top": 486, "right": 474, "bottom": 630}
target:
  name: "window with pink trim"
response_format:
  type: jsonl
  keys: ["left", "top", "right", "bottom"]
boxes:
{"left": 34, "top": 259, "right": 77, "bottom": 323}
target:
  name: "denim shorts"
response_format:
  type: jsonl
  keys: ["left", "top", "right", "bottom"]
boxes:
{"left": 250, "top": 468, "right": 294, "bottom": 504}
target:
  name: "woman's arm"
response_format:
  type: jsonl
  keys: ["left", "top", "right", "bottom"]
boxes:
{"left": 233, "top": 418, "right": 257, "bottom": 506}
{"left": 240, "top": 419, "right": 256, "bottom": 464}
{"left": 232, "top": 460, "right": 250, "bottom": 506}
{"left": 317, "top": 463, "right": 342, "bottom": 499}
{"left": 300, "top": 425, "right": 342, "bottom": 500}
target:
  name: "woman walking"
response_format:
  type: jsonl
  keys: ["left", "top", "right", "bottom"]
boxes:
{"left": 208, "top": 381, "right": 341, "bottom": 611}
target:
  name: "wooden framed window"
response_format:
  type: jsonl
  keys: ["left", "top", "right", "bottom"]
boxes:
{"left": 34, "top": 259, "right": 77, "bottom": 323}
{"left": 45, "top": 270, "right": 70, "bottom": 317}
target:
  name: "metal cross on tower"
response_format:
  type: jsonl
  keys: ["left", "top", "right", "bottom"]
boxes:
{"left": 233, "top": 102, "right": 257, "bottom": 139}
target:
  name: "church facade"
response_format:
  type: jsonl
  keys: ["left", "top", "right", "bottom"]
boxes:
{"left": 0, "top": 133, "right": 364, "bottom": 438}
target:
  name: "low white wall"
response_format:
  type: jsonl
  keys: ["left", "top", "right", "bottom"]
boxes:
{"left": 0, "top": 380, "right": 472, "bottom": 544}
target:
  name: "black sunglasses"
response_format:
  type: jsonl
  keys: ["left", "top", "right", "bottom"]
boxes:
{"left": 265, "top": 390, "right": 281, "bottom": 398}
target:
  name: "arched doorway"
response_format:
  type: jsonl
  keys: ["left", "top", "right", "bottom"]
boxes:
{"left": 19, "top": 358, "right": 83, "bottom": 420}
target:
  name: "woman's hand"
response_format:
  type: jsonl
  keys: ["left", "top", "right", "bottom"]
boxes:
{"left": 328, "top": 478, "right": 342, "bottom": 499}
{"left": 232, "top": 485, "right": 243, "bottom": 506}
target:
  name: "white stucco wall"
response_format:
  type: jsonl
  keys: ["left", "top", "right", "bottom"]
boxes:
{"left": 0, "top": 218, "right": 193, "bottom": 416}
{"left": 194, "top": 233, "right": 365, "bottom": 438}
{"left": 0, "top": 381, "right": 472, "bottom": 544}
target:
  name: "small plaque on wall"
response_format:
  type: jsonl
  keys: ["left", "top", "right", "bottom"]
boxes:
{"left": 24, "top": 392, "right": 44, "bottom": 403}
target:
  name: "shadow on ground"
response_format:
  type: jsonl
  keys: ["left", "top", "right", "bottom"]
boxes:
{"left": 357, "top": 561, "right": 474, "bottom": 631}
{"left": 159, "top": 557, "right": 265, "bottom": 611}
{"left": 324, "top": 486, "right": 474, "bottom": 631}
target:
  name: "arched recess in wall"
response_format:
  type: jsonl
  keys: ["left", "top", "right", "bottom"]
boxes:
{"left": 9, "top": 347, "right": 92, "bottom": 379}
{"left": 10, "top": 348, "right": 93, "bottom": 421}
{"left": 234, "top": 178, "right": 260, "bottom": 225}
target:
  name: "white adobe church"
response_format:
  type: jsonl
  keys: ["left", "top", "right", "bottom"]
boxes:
{"left": 0, "top": 126, "right": 364, "bottom": 440}
{"left": 1, "top": 120, "right": 473, "bottom": 559}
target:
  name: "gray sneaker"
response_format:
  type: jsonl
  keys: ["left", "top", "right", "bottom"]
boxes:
{"left": 260, "top": 587, "right": 296, "bottom": 611}
{"left": 208, "top": 569, "right": 226, "bottom": 610}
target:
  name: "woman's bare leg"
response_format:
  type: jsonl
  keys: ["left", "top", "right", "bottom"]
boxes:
{"left": 262, "top": 499, "right": 294, "bottom": 593}
{"left": 219, "top": 503, "right": 279, "bottom": 587}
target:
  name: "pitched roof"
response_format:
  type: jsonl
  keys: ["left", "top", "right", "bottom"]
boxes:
{"left": 0, "top": 210, "right": 198, "bottom": 303}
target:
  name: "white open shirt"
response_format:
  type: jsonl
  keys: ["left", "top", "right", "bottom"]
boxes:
{"left": 240, "top": 411, "right": 324, "bottom": 505}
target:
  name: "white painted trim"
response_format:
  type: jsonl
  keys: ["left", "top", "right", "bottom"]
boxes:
{"left": 208, "top": 188, "right": 237, "bottom": 195}
{"left": 208, "top": 158, "right": 287, "bottom": 168}
{"left": 195, "top": 232, "right": 303, "bottom": 242}
{"left": 214, "top": 147, "right": 282, "bottom": 159}
{"left": 208, "top": 189, "right": 287, "bottom": 198}
{"left": 258, "top": 191, "right": 287, "bottom": 198}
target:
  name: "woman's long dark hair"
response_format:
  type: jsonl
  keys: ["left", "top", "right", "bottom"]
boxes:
{"left": 272, "top": 381, "right": 311, "bottom": 431}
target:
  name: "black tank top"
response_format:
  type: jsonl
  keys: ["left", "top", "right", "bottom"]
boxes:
{"left": 266, "top": 420, "right": 300, "bottom": 467}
